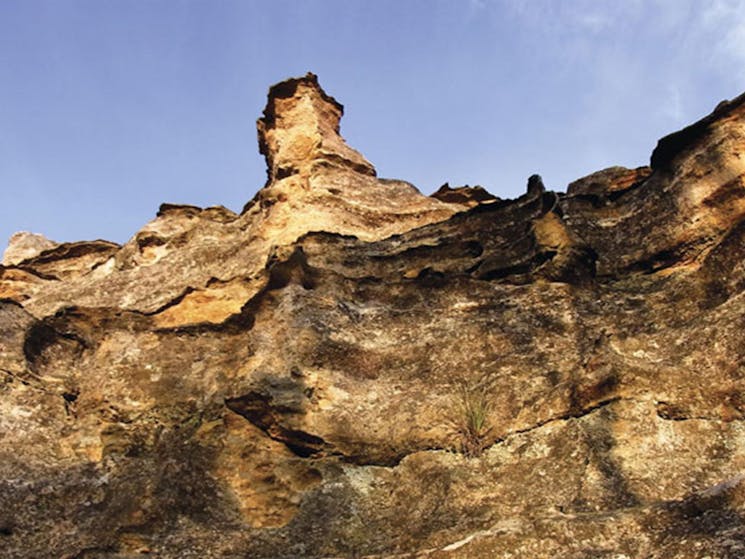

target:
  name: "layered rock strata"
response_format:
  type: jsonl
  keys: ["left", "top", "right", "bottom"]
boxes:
{"left": 1, "top": 73, "right": 745, "bottom": 558}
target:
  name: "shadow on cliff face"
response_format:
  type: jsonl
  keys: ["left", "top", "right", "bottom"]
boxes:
{"left": 564, "top": 282, "right": 641, "bottom": 512}
{"left": 0, "top": 307, "right": 260, "bottom": 558}
{"left": 671, "top": 481, "right": 745, "bottom": 536}
{"left": 0, "top": 408, "right": 245, "bottom": 558}
{"left": 696, "top": 219, "right": 745, "bottom": 310}
{"left": 224, "top": 369, "right": 327, "bottom": 458}
{"left": 648, "top": 477, "right": 745, "bottom": 558}
{"left": 571, "top": 405, "right": 640, "bottom": 511}
{"left": 240, "top": 453, "right": 497, "bottom": 559}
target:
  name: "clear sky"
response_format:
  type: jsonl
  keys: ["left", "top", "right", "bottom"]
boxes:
{"left": 1, "top": 0, "right": 744, "bottom": 246}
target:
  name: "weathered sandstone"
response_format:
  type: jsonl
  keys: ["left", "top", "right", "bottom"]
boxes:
{"left": 2, "top": 231, "right": 58, "bottom": 266}
{"left": 1, "top": 74, "right": 744, "bottom": 558}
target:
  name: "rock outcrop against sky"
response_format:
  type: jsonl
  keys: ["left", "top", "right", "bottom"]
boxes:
{"left": 1, "top": 73, "right": 745, "bottom": 558}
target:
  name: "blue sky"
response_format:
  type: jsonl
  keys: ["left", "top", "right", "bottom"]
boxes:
{"left": 1, "top": 0, "right": 744, "bottom": 245}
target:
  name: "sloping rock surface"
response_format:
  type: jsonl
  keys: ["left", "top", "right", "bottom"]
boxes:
{"left": 1, "top": 74, "right": 745, "bottom": 558}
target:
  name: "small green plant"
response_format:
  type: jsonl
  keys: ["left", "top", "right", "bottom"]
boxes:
{"left": 455, "top": 382, "right": 493, "bottom": 458}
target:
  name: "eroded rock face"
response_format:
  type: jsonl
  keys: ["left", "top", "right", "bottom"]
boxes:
{"left": 1, "top": 231, "right": 58, "bottom": 266}
{"left": 1, "top": 77, "right": 745, "bottom": 559}
{"left": 257, "top": 72, "right": 375, "bottom": 182}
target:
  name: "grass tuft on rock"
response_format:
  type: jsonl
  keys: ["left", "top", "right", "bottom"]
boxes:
{"left": 456, "top": 382, "right": 493, "bottom": 458}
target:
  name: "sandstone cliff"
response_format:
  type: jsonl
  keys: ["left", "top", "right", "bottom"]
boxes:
{"left": 1, "top": 73, "right": 745, "bottom": 558}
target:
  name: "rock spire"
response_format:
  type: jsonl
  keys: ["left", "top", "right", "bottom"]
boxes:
{"left": 257, "top": 72, "right": 375, "bottom": 184}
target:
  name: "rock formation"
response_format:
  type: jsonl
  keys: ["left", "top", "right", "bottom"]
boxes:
{"left": 2, "top": 232, "right": 58, "bottom": 266}
{"left": 1, "top": 72, "right": 745, "bottom": 558}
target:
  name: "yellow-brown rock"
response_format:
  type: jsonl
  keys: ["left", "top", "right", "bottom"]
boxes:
{"left": 1, "top": 231, "right": 58, "bottom": 266}
{"left": 1, "top": 76, "right": 745, "bottom": 558}
{"left": 257, "top": 72, "right": 375, "bottom": 182}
